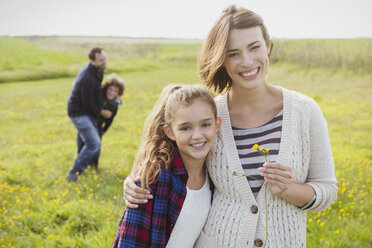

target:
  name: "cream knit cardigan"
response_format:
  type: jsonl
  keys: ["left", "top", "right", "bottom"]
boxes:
{"left": 194, "top": 87, "right": 337, "bottom": 248}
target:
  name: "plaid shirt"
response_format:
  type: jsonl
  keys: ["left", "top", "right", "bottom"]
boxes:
{"left": 113, "top": 148, "right": 188, "bottom": 248}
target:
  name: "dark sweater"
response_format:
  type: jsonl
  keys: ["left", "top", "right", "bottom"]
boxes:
{"left": 67, "top": 63, "right": 104, "bottom": 120}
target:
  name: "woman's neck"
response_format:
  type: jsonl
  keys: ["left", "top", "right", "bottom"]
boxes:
{"left": 229, "top": 83, "right": 273, "bottom": 109}
{"left": 227, "top": 83, "right": 283, "bottom": 128}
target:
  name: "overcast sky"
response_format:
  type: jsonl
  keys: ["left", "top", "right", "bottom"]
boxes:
{"left": 0, "top": 0, "right": 371, "bottom": 39}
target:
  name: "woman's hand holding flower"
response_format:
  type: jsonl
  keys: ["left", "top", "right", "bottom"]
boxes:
{"left": 259, "top": 162, "right": 292, "bottom": 197}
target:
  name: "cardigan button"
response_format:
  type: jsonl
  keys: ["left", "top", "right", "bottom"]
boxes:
{"left": 254, "top": 239, "right": 263, "bottom": 247}
{"left": 251, "top": 205, "right": 258, "bottom": 214}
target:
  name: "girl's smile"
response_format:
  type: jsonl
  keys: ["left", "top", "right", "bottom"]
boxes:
{"left": 190, "top": 141, "right": 207, "bottom": 149}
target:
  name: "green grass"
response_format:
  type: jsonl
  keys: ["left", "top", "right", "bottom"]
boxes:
{"left": 0, "top": 36, "right": 371, "bottom": 247}
{"left": 0, "top": 37, "right": 86, "bottom": 82}
{"left": 0, "top": 36, "right": 203, "bottom": 83}
{"left": 2, "top": 36, "right": 371, "bottom": 83}
{"left": 270, "top": 38, "right": 372, "bottom": 73}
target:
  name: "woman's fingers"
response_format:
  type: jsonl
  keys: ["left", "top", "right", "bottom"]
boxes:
{"left": 262, "top": 172, "right": 291, "bottom": 183}
{"left": 266, "top": 180, "right": 290, "bottom": 196}
{"left": 264, "top": 176, "right": 291, "bottom": 185}
{"left": 259, "top": 168, "right": 291, "bottom": 180}
{"left": 127, "top": 177, "right": 151, "bottom": 195}
{"left": 264, "top": 162, "right": 291, "bottom": 171}
{"left": 124, "top": 196, "right": 139, "bottom": 209}
{"left": 123, "top": 176, "right": 153, "bottom": 204}
{"left": 259, "top": 162, "right": 292, "bottom": 196}
{"left": 124, "top": 193, "right": 143, "bottom": 207}
{"left": 126, "top": 180, "right": 149, "bottom": 195}
{"left": 125, "top": 187, "right": 152, "bottom": 203}
{"left": 259, "top": 162, "right": 292, "bottom": 180}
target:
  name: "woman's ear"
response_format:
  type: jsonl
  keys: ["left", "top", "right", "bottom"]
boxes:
{"left": 267, "top": 43, "right": 273, "bottom": 57}
{"left": 164, "top": 124, "right": 175, "bottom": 141}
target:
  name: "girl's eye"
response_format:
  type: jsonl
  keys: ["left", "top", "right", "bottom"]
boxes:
{"left": 180, "top": 126, "right": 191, "bottom": 131}
{"left": 252, "top": 45, "right": 260, "bottom": 50}
{"left": 202, "top": 123, "right": 211, "bottom": 128}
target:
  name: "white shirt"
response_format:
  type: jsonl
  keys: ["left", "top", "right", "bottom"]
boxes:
{"left": 166, "top": 176, "right": 212, "bottom": 248}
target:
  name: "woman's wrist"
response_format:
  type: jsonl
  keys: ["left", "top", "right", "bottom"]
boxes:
{"left": 299, "top": 193, "right": 317, "bottom": 210}
{"left": 279, "top": 182, "right": 316, "bottom": 207}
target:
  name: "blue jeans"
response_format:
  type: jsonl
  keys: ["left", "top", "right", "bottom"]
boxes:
{"left": 69, "top": 115, "right": 101, "bottom": 175}
{"left": 77, "top": 129, "right": 102, "bottom": 167}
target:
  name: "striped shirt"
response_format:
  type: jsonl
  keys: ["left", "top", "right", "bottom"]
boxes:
{"left": 232, "top": 110, "right": 283, "bottom": 197}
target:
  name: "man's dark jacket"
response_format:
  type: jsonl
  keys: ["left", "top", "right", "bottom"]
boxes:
{"left": 67, "top": 63, "right": 103, "bottom": 120}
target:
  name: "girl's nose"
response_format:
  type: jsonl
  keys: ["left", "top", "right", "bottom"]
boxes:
{"left": 192, "top": 128, "right": 203, "bottom": 139}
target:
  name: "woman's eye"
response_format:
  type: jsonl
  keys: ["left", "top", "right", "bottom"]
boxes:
{"left": 227, "top": 53, "right": 238, "bottom": 58}
{"left": 252, "top": 46, "right": 260, "bottom": 50}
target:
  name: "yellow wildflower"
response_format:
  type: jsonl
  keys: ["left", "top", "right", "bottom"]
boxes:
{"left": 252, "top": 144, "right": 258, "bottom": 150}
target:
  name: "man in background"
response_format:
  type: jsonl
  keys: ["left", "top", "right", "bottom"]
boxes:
{"left": 66, "top": 47, "right": 112, "bottom": 182}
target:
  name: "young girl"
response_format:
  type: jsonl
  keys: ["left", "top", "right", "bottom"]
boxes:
{"left": 113, "top": 85, "right": 221, "bottom": 248}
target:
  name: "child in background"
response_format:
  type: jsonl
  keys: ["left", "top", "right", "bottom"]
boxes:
{"left": 78, "top": 73, "right": 125, "bottom": 173}
{"left": 113, "top": 85, "right": 221, "bottom": 248}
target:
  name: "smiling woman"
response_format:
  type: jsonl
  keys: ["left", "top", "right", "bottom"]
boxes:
{"left": 193, "top": 5, "right": 337, "bottom": 248}
{"left": 123, "top": 5, "right": 337, "bottom": 248}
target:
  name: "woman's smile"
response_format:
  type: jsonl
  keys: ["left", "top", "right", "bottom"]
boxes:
{"left": 238, "top": 67, "right": 260, "bottom": 80}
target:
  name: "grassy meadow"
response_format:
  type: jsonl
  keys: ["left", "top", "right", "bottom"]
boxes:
{"left": 0, "top": 36, "right": 371, "bottom": 247}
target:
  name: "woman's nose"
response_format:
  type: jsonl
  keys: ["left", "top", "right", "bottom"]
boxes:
{"left": 241, "top": 51, "right": 254, "bottom": 67}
